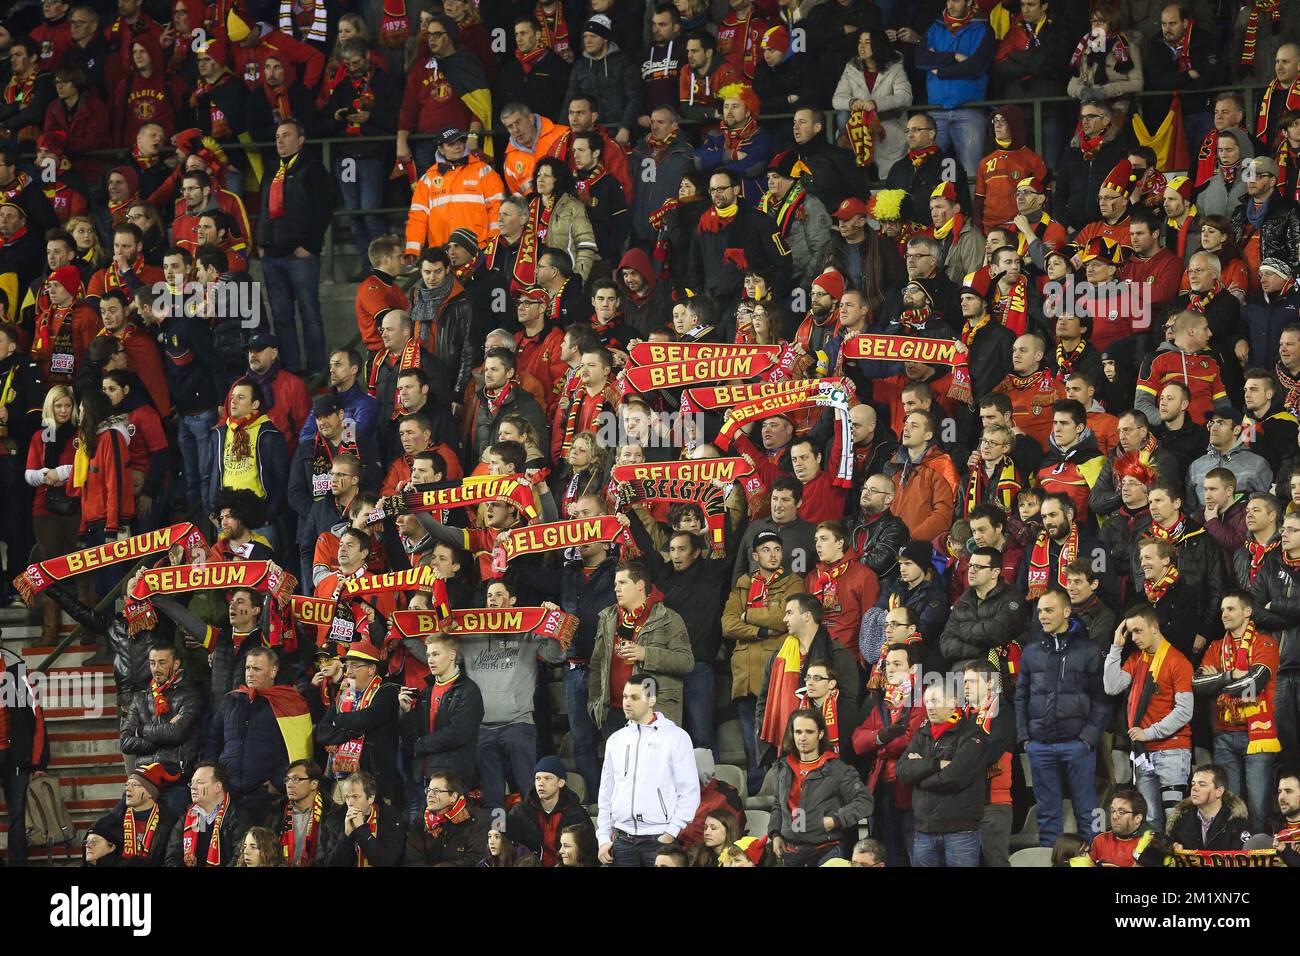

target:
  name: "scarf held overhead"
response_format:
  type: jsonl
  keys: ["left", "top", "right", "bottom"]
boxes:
{"left": 392, "top": 606, "right": 577, "bottom": 648}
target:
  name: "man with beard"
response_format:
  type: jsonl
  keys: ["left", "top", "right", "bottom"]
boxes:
{"left": 1267, "top": 771, "right": 1300, "bottom": 864}
{"left": 1088, "top": 789, "right": 1165, "bottom": 865}
{"left": 761, "top": 149, "right": 830, "bottom": 289}
{"left": 686, "top": 168, "right": 790, "bottom": 312}
{"left": 1017, "top": 491, "right": 1117, "bottom": 608}
{"left": 794, "top": 270, "right": 845, "bottom": 375}
{"left": 1149, "top": 380, "right": 1208, "bottom": 478}
{"left": 614, "top": 248, "right": 669, "bottom": 338}
{"left": 299, "top": 349, "right": 378, "bottom": 445}
{"left": 446, "top": 228, "right": 510, "bottom": 336}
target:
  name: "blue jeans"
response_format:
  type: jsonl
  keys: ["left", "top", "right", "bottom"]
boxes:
{"left": 563, "top": 665, "right": 602, "bottom": 797}
{"left": 930, "top": 107, "right": 986, "bottom": 187}
{"left": 1279, "top": 672, "right": 1300, "bottom": 756}
{"left": 682, "top": 660, "right": 717, "bottom": 757}
{"left": 1214, "top": 731, "right": 1275, "bottom": 831}
{"left": 1026, "top": 738, "right": 1099, "bottom": 845}
{"left": 1133, "top": 746, "right": 1191, "bottom": 834}
{"left": 413, "top": 139, "right": 439, "bottom": 177}
{"left": 477, "top": 723, "right": 539, "bottom": 814}
{"left": 0, "top": 752, "right": 29, "bottom": 865}
{"left": 261, "top": 253, "right": 326, "bottom": 376}
{"left": 611, "top": 831, "right": 664, "bottom": 866}
{"left": 874, "top": 782, "right": 915, "bottom": 867}
{"left": 911, "top": 828, "right": 981, "bottom": 867}
{"left": 177, "top": 410, "right": 218, "bottom": 515}
{"left": 737, "top": 695, "right": 763, "bottom": 794}
{"left": 337, "top": 156, "right": 386, "bottom": 271}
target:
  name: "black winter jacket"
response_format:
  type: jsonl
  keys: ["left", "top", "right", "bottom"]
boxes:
{"left": 164, "top": 797, "right": 250, "bottom": 866}
{"left": 1089, "top": 443, "right": 1180, "bottom": 517}
{"left": 203, "top": 687, "right": 305, "bottom": 798}
{"left": 1231, "top": 192, "right": 1300, "bottom": 269}
{"left": 316, "top": 680, "right": 404, "bottom": 805}
{"left": 686, "top": 204, "right": 792, "bottom": 307}
{"left": 563, "top": 48, "right": 642, "bottom": 134}
{"left": 511, "top": 555, "right": 618, "bottom": 661}
{"left": 495, "top": 49, "right": 570, "bottom": 120}
{"left": 1166, "top": 794, "right": 1251, "bottom": 851}
{"left": 850, "top": 510, "right": 908, "bottom": 584}
{"left": 274, "top": 795, "right": 346, "bottom": 867}
{"left": 895, "top": 713, "right": 989, "bottom": 833}
{"left": 325, "top": 800, "right": 406, "bottom": 866}
{"left": 400, "top": 671, "right": 484, "bottom": 784}
{"left": 255, "top": 148, "right": 335, "bottom": 256}
{"left": 1127, "top": 518, "right": 1225, "bottom": 653}
{"left": 1055, "top": 136, "right": 1130, "bottom": 230}
{"left": 506, "top": 786, "right": 592, "bottom": 863}
{"left": 405, "top": 804, "right": 491, "bottom": 867}
{"left": 794, "top": 136, "right": 866, "bottom": 218}
{"left": 1015, "top": 616, "right": 1109, "bottom": 746}
{"left": 411, "top": 281, "right": 476, "bottom": 400}
{"left": 1251, "top": 549, "right": 1300, "bottom": 672}
{"left": 119, "top": 669, "right": 203, "bottom": 771}
{"left": 45, "top": 585, "right": 169, "bottom": 696}
{"left": 629, "top": 515, "right": 729, "bottom": 663}
{"left": 939, "top": 583, "right": 1030, "bottom": 671}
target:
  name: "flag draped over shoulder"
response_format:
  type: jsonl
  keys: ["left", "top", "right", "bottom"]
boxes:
{"left": 239, "top": 685, "right": 312, "bottom": 762}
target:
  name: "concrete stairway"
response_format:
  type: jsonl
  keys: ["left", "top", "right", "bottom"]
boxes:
{"left": 0, "top": 619, "right": 123, "bottom": 866}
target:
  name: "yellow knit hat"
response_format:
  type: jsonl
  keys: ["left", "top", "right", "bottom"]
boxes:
{"left": 226, "top": 9, "right": 252, "bottom": 43}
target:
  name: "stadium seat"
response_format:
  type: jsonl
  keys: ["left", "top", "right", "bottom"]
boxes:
{"left": 566, "top": 773, "right": 587, "bottom": 805}
{"left": 713, "top": 763, "right": 745, "bottom": 796}
{"left": 744, "top": 810, "right": 770, "bottom": 839}
{"left": 746, "top": 766, "right": 777, "bottom": 811}
{"left": 1112, "top": 750, "right": 1133, "bottom": 785}
{"left": 717, "top": 720, "right": 747, "bottom": 767}
{"left": 1009, "top": 847, "right": 1054, "bottom": 868}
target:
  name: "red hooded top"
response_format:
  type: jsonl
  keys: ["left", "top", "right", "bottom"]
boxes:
{"left": 113, "top": 32, "right": 181, "bottom": 146}
{"left": 974, "top": 104, "right": 1047, "bottom": 231}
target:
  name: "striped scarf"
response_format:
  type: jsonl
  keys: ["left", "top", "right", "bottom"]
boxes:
{"left": 1246, "top": 537, "right": 1279, "bottom": 583}
{"left": 1142, "top": 563, "right": 1180, "bottom": 604}
{"left": 1241, "top": 1, "right": 1282, "bottom": 68}
{"left": 149, "top": 671, "right": 180, "bottom": 716}
{"left": 281, "top": 793, "right": 324, "bottom": 865}
{"left": 964, "top": 456, "right": 1022, "bottom": 516}
{"left": 355, "top": 805, "right": 379, "bottom": 866}
{"left": 1026, "top": 525, "right": 1076, "bottom": 599}
{"left": 121, "top": 804, "right": 161, "bottom": 859}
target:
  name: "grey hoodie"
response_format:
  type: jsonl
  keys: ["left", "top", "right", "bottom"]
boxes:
{"left": 1197, "top": 127, "right": 1255, "bottom": 218}
{"left": 1186, "top": 437, "right": 1273, "bottom": 508}
{"left": 460, "top": 630, "right": 568, "bottom": 726}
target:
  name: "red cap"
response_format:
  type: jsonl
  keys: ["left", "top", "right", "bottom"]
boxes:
{"left": 812, "top": 270, "right": 846, "bottom": 300}
{"left": 342, "top": 640, "right": 384, "bottom": 663}
{"left": 1015, "top": 176, "right": 1046, "bottom": 194}
{"left": 36, "top": 131, "right": 67, "bottom": 156}
{"left": 961, "top": 266, "right": 995, "bottom": 301}
{"left": 49, "top": 265, "right": 83, "bottom": 296}
{"left": 518, "top": 286, "right": 550, "bottom": 305}
{"left": 760, "top": 25, "right": 790, "bottom": 53}
{"left": 128, "top": 762, "right": 181, "bottom": 798}
{"left": 832, "top": 197, "right": 870, "bottom": 221}
{"left": 1078, "top": 237, "right": 1124, "bottom": 265}
{"left": 930, "top": 181, "right": 959, "bottom": 204}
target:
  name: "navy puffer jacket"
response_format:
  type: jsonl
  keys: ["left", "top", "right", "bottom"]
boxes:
{"left": 1014, "top": 616, "right": 1109, "bottom": 747}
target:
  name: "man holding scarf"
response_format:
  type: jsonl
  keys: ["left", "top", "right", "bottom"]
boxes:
{"left": 165, "top": 761, "right": 248, "bottom": 867}
{"left": 114, "top": 762, "right": 180, "bottom": 866}
{"left": 317, "top": 641, "right": 403, "bottom": 807}
{"left": 1195, "top": 590, "right": 1281, "bottom": 829}
{"left": 210, "top": 379, "right": 289, "bottom": 540}
{"left": 85, "top": 222, "right": 163, "bottom": 303}
{"left": 1105, "top": 603, "right": 1195, "bottom": 832}
{"left": 120, "top": 645, "right": 201, "bottom": 811}
{"left": 552, "top": 344, "right": 619, "bottom": 462}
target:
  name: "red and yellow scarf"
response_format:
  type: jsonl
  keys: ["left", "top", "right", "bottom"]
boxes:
{"left": 536, "top": 1, "right": 571, "bottom": 58}
{"left": 809, "top": 554, "right": 853, "bottom": 611}
{"left": 1026, "top": 524, "right": 1077, "bottom": 599}
{"left": 1217, "top": 621, "right": 1281, "bottom": 752}
{"left": 182, "top": 795, "right": 229, "bottom": 867}
{"left": 355, "top": 804, "right": 379, "bottom": 867}
{"left": 1143, "top": 563, "right": 1180, "bottom": 604}
{"left": 908, "top": 144, "right": 939, "bottom": 168}
{"left": 1242, "top": 1, "right": 1282, "bottom": 68}
{"left": 149, "top": 671, "right": 180, "bottom": 716}
{"left": 747, "top": 567, "right": 784, "bottom": 609}
{"left": 933, "top": 211, "right": 964, "bottom": 243}
{"left": 1149, "top": 511, "right": 1189, "bottom": 543}
{"left": 801, "top": 689, "right": 842, "bottom": 754}
{"left": 995, "top": 276, "right": 1029, "bottom": 336}
{"left": 423, "top": 795, "right": 470, "bottom": 836}
{"left": 121, "top": 803, "right": 161, "bottom": 859}
{"left": 721, "top": 117, "right": 759, "bottom": 161}
{"left": 280, "top": 793, "right": 324, "bottom": 865}
{"left": 1247, "top": 537, "right": 1279, "bottom": 583}
{"left": 964, "top": 455, "right": 1022, "bottom": 516}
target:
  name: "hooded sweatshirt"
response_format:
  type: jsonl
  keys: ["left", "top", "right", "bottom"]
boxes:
{"left": 113, "top": 32, "right": 177, "bottom": 146}
{"left": 615, "top": 247, "right": 665, "bottom": 337}
{"left": 1036, "top": 430, "right": 1105, "bottom": 522}
{"left": 975, "top": 105, "right": 1047, "bottom": 230}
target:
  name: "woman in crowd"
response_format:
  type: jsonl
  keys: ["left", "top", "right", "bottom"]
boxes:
{"left": 833, "top": 28, "right": 911, "bottom": 178}
{"left": 558, "top": 430, "right": 609, "bottom": 517}
{"left": 689, "top": 810, "right": 743, "bottom": 867}
{"left": 557, "top": 823, "right": 600, "bottom": 867}
{"left": 238, "top": 827, "right": 288, "bottom": 867}
{"left": 528, "top": 158, "right": 598, "bottom": 283}
{"left": 69, "top": 388, "right": 133, "bottom": 599}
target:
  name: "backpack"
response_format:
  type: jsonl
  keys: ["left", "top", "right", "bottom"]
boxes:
{"left": 25, "top": 775, "right": 76, "bottom": 850}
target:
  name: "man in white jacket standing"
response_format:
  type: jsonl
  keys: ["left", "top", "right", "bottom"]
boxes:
{"left": 596, "top": 675, "right": 701, "bottom": 866}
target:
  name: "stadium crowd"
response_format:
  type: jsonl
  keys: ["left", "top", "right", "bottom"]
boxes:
{"left": 1, "top": 0, "right": 1300, "bottom": 869}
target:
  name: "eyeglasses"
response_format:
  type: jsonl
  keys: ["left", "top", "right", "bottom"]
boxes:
{"left": 1080, "top": 113, "right": 1108, "bottom": 121}
{"left": 968, "top": 563, "right": 995, "bottom": 572}
{"left": 284, "top": 775, "right": 312, "bottom": 784}
{"left": 1109, "top": 808, "right": 1134, "bottom": 817}
{"left": 426, "top": 787, "right": 452, "bottom": 796}
{"left": 884, "top": 620, "right": 909, "bottom": 628}
{"left": 427, "top": 30, "right": 448, "bottom": 37}
{"left": 708, "top": 186, "right": 734, "bottom": 194}
{"left": 805, "top": 674, "right": 830, "bottom": 683}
